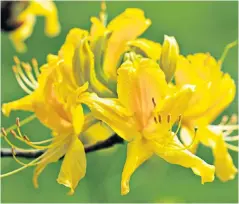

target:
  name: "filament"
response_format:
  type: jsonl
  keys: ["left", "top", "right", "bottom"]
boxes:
{"left": 226, "top": 143, "right": 239, "bottom": 152}
{"left": 219, "top": 40, "right": 238, "bottom": 65}
{"left": 14, "top": 71, "right": 33, "bottom": 94}
{"left": 32, "top": 58, "right": 40, "bottom": 77}
{"left": 0, "top": 153, "right": 45, "bottom": 178}
{"left": 1, "top": 114, "right": 36, "bottom": 137}
{"left": 21, "top": 62, "right": 38, "bottom": 87}
{"left": 224, "top": 135, "right": 239, "bottom": 142}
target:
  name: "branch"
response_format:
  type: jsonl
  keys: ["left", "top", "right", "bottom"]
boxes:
{"left": 1, "top": 134, "right": 124, "bottom": 159}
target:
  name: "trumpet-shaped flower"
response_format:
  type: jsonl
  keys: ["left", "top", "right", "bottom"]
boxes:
{"left": 175, "top": 47, "right": 238, "bottom": 181}
{"left": 1, "top": 51, "right": 88, "bottom": 194}
{"left": 8, "top": 0, "right": 60, "bottom": 52}
{"left": 81, "top": 55, "right": 215, "bottom": 195}
{"left": 90, "top": 3, "right": 151, "bottom": 85}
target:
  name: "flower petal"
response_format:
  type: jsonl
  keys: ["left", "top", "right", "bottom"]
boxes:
{"left": 197, "top": 126, "right": 237, "bottom": 181}
{"left": 121, "top": 138, "right": 153, "bottom": 195}
{"left": 26, "top": 0, "right": 60, "bottom": 36}
{"left": 82, "top": 93, "right": 138, "bottom": 141}
{"left": 127, "top": 38, "right": 162, "bottom": 61}
{"left": 158, "top": 84, "right": 195, "bottom": 125}
{"left": 2, "top": 94, "right": 34, "bottom": 117}
{"left": 103, "top": 8, "right": 151, "bottom": 79}
{"left": 117, "top": 57, "right": 168, "bottom": 128}
{"left": 33, "top": 134, "right": 70, "bottom": 188}
{"left": 57, "top": 136, "right": 86, "bottom": 195}
{"left": 152, "top": 135, "right": 215, "bottom": 184}
{"left": 71, "top": 105, "right": 84, "bottom": 135}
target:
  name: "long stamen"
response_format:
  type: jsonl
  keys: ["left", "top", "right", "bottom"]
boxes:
{"left": 12, "top": 148, "right": 31, "bottom": 166}
{"left": 224, "top": 135, "right": 239, "bottom": 142}
{"left": 13, "top": 66, "right": 33, "bottom": 94}
{"left": 226, "top": 143, "right": 239, "bottom": 152}
{"left": 0, "top": 153, "right": 45, "bottom": 178}
{"left": 0, "top": 114, "right": 36, "bottom": 137}
{"left": 21, "top": 62, "right": 38, "bottom": 88}
{"left": 219, "top": 40, "right": 238, "bottom": 65}
{"left": 14, "top": 56, "right": 36, "bottom": 90}
{"left": 32, "top": 58, "right": 40, "bottom": 77}
{"left": 175, "top": 115, "right": 182, "bottom": 135}
{"left": 99, "top": 0, "right": 107, "bottom": 26}
{"left": 219, "top": 115, "right": 229, "bottom": 125}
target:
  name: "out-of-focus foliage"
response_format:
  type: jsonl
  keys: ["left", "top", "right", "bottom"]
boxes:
{"left": 1, "top": 1, "right": 238, "bottom": 203}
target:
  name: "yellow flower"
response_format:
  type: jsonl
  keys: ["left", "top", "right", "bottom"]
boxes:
{"left": 82, "top": 54, "right": 215, "bottom": 195}
{"left": 8, "top": 0, "right": 60, "bottom": 53}
{"left": 1, "top": 52, "right": 88, "bottom": 194}
{"left": 175, "top": 47, "right": 238, "bottom": 181}
{"left": 90, "top": 4, "right": 151, "bottom": 83}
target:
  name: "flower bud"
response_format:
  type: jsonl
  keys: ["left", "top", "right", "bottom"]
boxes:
{"left": 160, "top": 35, "right": 179, "bottom": 82}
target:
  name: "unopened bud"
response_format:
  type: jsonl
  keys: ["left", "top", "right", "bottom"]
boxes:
{"left": 160, "top": 35, "right": 179, "bottom": 83}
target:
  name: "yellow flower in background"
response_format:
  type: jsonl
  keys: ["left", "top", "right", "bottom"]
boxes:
{"left": 1, "top": 53, "right": 88, "bottom": 194}
{"left": 175, "top": 42, "right": 238, "bottom": 181}
{"left": 82, "top": 54, "right": 215, "bottom": 195}
{"left": 8, "top": 0, "right": 60, "bottom": 53}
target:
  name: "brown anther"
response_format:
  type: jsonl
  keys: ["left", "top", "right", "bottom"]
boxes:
{"left": 101, "top": 0, "right": 106, "bottom": 12}
{"left": 11, "top": 147, "right": 16, "bottom": 156}
{"left": 22, "top": 62, "right": 32, "bottom": 72}
{"left": 194, "top": 126, "right": 198, "bottom": 133}
{"left": 1, "top": 128, "right": 7, "bottom": 136}
{"left": 167, "top": 114, "right": 171, "bottom": 123}
{"left": 158, "top": 114, "right": 162, "bottom": 123}
{"left": 13, "top": 56, "right": 20, "bottom": 64}
{"left": 23, "top": 135, "right": 30, "bottom": 142}
{"left": 221, "top": 115, "right": 229, "bottom": 124}
{"left": 152, "top": 98, "right": 156, "bottom": 107}
{"left": 10, "top": 130, "right": 17, "bottom": 138}
{"left": 12, "top": 65, "right": 18, "bottom": 73}
{"left": 230, "top": 114, "right": 238, "bottom": 124}
{"left": 178, "top": 114, "right": 182, "bottom": 122}
{"left": 32, "top": 58, "right": 38, "bottom": 67}
{"left": 154, "top": 117, "right": 158, "bottom": 124}
{"left": 16, "top": 117, "right": 20, "bottom": 127}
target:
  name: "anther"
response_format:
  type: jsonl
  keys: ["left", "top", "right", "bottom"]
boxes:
{"left": 194, "top": 126, "right": 198, "bottom": 133}
{"left": 167, "top": 114, "right": 171, "bottom": 123}
{"left": 16, "top": 117, "right": 20, "bottom": 127}
{"left": 11, "top": 147, "right": 16, "bottom": 156}
{"left": 23, "top": 135, "right": 30, "bottom": 142}
{"left": 1, "top": 128, "right": 7, "bottom": 136}
{"left": 154, "top": 117, "right": 158, "bottom": 124}
{"left": 152, "top": 98, "right": 156, "bottom": 107}
{"left": 32, "top": 58, "right": 38, "bottom": 67}
{"left": 10, "top": 130, "right": 17, "bottom": 138}
{"left": 178, "top": 114, "right": 182, "bottom": 122}
{"left": 158, "top": 114, "right": 162, "bottom": 123}
{"left": 230, "top": 114, "right": 237, "bottom": 124}
{"left": 12, "top": 65, "right": 18, "bottom": 73}
{"left": 13, "top": 56, "right": 20, "bottom": 64}
{"left": 21, "top": 62, "right": 32, "bottom": 72}
{"left": 221, "top": 115, "right": 229, "bottom": 124}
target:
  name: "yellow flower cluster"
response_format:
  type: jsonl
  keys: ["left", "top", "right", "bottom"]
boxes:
{"left": 1, "top": 2, "right": 238, "bottom": 196}
{"left": 5, "top": 0, "right": 60, "bottom": 53}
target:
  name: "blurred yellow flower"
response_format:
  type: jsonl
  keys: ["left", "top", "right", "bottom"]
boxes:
{"left": 82, "top": 55, "right": 215, "bottom": 195}
{"left": 9, "top": 0, "right": 60, "bottom": 53}
{"left": 175, "top": 44, "right": 238, "bottom": 181}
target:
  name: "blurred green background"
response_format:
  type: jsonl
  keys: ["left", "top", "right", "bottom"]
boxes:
{"left": 1, "top": 1, "right": 238, "bottom": 203}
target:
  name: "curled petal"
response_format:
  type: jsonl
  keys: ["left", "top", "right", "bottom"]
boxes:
{"left": 2, "top": 94, "right": 34, "bottom": 117}
{"left": 197, "top": 127, "right": 238, "bottom": 181}
{"left": 57, "top": 137, "right": 86, "bottom": 195}
{"left": 121, "top": 138, "right": 153, "bottom": 195}
{"left": 103, "top": 8, "right": 151, "bottom": 79}
{"left": 152, "top": 136, "right": 215, "bottom": 184}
